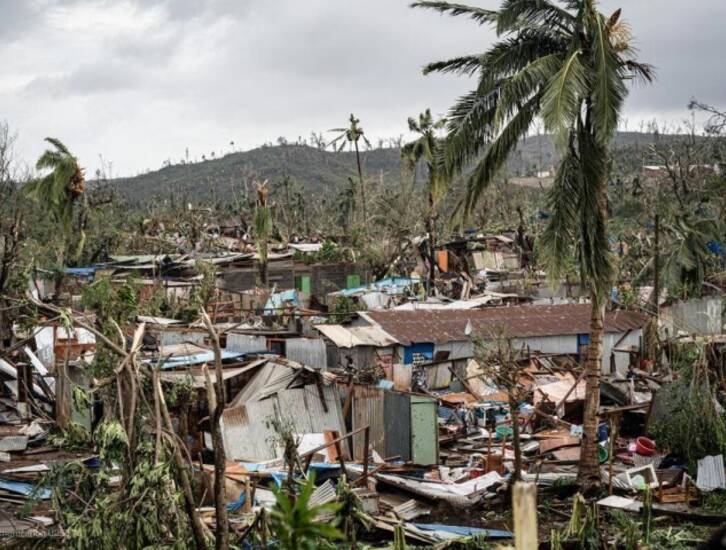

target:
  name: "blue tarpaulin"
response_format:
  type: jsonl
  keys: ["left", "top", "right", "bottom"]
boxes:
{"left": 65, "top": 267, "right": 97, "bottom": 280}
{"left": 264, "top": 289, "right": 300, "bottom": 313}
{"left": 708, "top": 240, "right": 725, "bottom": 257}
{"left": 227, "top": 491, "right": 251, "bottom": 512}
{"left": 412, "top": 523, "right": 513, "bottom": 539}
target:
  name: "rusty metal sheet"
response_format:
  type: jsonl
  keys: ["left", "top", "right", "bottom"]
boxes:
{"left": 351, "top": 385, "right": 385, "bottom": 461}
{"left": 364, "top": 304, "right": 647, "bottom": 345}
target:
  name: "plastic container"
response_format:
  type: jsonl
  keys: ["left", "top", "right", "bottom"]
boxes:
{"left": 495, "top": 425, "right": 513, "bottom": 440}
{"left": 598, "top": 423, "right": 609, "bottom": 442}
{"left": 598, "top": 445, "right": 608, "bottom": 463}
{"left": 635, "top": 436, "right": 656, "bottom": 456}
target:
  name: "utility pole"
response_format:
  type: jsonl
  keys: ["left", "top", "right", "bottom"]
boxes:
{"left": 653, "top": 209, "right": 660, "bottom": 370}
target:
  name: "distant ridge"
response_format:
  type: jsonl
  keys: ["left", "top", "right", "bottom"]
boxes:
{"left": 110, "top": 132, "right": 693, "bottom": 204}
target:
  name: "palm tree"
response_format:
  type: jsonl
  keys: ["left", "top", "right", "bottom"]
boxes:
{"left": 329, "top": 114, "right": 371, "bottom": 229}
{"left": 253, "top": 180, "right": 272, "bottom": 287}
{"left": 26, "top": 137, "right": 87, "bottom": 261}
{"left": 402, "top": 109, "right": 450, "bottom": 295}
{"left": 414, "top": 0, "right": 653, "bottom": 486}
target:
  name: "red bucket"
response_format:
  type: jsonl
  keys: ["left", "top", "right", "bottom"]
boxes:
{"left": 636, "top": 437, "right": 656, "bottom": 456}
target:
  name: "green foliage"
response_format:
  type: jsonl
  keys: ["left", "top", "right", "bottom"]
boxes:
{"left": 550, "top": 493, "right": 600, "bottom": 549}
{"left": 48, "top": 421, "right": 91, "bottom": 450}
{"left": 82, "top": 276, "right": 139, "bottom": 327}
{"left": 703, "top": 490, "right": 726, "bottom": 512}
{"left": 608, "top": 510, "right": 709, "bottom": 550}
{"left": 44, "top": 430, "right": 193, "bottom": 550}
{"left": 649, "top": 371, "right": 726, "bottom": 470}
{"left": 269, "top": 473, "right": 344, "bottom": 550}
{"left": 392, "top": 522, "right": 407, "bottom": 550}
{"left": 25, "top": 137, "right": 84, "bottom": 229}
{"left": 185, "top": 259, "right": 217, "bottom": 317}
{"left": 163, "top": 374, "right": 195, "bottom": 408}
{"left": 328, "top": 295, "right": 362, "bottom": 324}
{"left": 294, "top": 241, "right": 349, "bottom": 265}
{"left": 95, "top": 420, "right": 129, "bottom": 465}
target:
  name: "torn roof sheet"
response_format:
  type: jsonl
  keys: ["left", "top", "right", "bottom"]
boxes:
{"left": 315, "top": 324, "right": 398, "bottom": 348}
{"left": 158, "top": 359, "right": 267, "bottom": 388}
{"left": 362, "top": 303, "right": 648, "bottom": 345}
{"left": 149, "top": 350, "right": 247, "bottom": 369}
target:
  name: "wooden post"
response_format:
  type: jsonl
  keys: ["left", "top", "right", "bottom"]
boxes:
{"left": 513, "top": 482, "right": 538, "bottom": 550}
{"left": 243, "top": 476, "right": 252, "bottom": 512}
{"left": 363, "top": 426, "right": 370, "bottom": 486}
{"left": 608, "top": 415, "right": 615, "bottom": 495}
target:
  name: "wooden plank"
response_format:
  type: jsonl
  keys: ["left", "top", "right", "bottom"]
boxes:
{"left": 513, "top": 482, "right": 538, "bottom": 550}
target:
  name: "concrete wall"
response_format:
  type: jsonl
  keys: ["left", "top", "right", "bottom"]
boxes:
{"left": 661, "top": 297, "right": 724, "bottom": 336}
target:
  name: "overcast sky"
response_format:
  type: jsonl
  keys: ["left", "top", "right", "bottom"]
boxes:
{"left": 2, "top": 0, "right": 725, "bottom": 176}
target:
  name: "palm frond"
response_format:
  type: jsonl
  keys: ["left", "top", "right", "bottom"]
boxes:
{"left": 43, "top": 137, "right": 71, "bottom": 156}
{"left": 35, "top": 150, "right": 64, "bottom": 171}
{"left": 539, "top": 141, "right": 581, "bottom": 283}
{"left": 423, "top": 55, "right": 482, "bottom": 76}
{"left": 443, "top": 85, "right": 499, "bottom": 177}
{"left": 410, "top": 1, "right": 497, "bottom": 25}
{"left": 575, "top": 129, "right": 614, "bottom": 295}
{"left": 493, "top": 52, "right": 562, "bottom": 131}
{"left": 462, "top": 93, "right": 540, "bottom": 215}
{"left": 541, "top": 49, "right": 587, "bottom": 144}
{"left": 479, "top": 29, "right": 569, "bottom": 79}
{"left": 623, "top": 60, "right": 655, "bottom": 86}
{"left": 496, "top": 0, "right": 575, "bottom": 35}
{"left": 588, "top": 11, "right": 627, "bottom": 142}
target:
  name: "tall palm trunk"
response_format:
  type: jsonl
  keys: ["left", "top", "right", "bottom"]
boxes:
{"left": 426, "top": 191, "right": 436, "bottom": 296}
{"left": 354, "top": 141, "right": 367, "bottom": 229}
{"left": 579, "top": 296, "right": 604, "bottom": 486}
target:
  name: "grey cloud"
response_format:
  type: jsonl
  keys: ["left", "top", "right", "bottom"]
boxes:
{"left": 1, "top": 0, "right": 725, "bottom": 175}
{"left": 23, "top": 60, "right": 145, "bottom": 97}
{"left": 0, "top": 1, "right": 42, "bottom": 41}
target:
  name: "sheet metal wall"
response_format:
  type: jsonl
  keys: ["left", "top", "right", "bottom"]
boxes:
{"left": 351, "top": 385, "right": 385, "bottom": 461}
{"left": 410, "top": 395, "right": 439, "bottom": 465}
{"left": 285, "top": 338, "right": 328, "bottom": 370}
{"left": 384, "top": 391, "right": 411, "bottom": 461}
{"left": 158, "top": 330, "right": 206, "bottom": 346}
{"left": 226, "top": 333, "right": 269, "bottom": 353}
{"left": 603, "top": 330, "right": 642, "bottom": 375}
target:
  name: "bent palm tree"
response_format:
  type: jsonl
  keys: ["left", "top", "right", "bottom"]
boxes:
{"left": 414, "top": 0, "right": 652, "bottom": 486}
{"left": 26, "top": 137, "right": 87, "bottom": 261}
{"left": 402, "top": 109, "right": 450, "bottom": 295}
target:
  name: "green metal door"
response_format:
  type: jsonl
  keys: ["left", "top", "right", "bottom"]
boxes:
{"left": 410, "top": 395, "right": 438, "bottom": 465}
{"left": 346, "top": 274, "right": 360, "bottom": 289}
{"left": 295, "top": 275, "right": 311, "bottom": 294}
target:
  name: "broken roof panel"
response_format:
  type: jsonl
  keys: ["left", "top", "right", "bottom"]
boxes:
{"left": 362, "top": 303, "right": 647, "bottom": 345}
{"left": 315, "top": 324, "right": 398, "bottom": 348}
{"left": 158, "top": 359, "right": 267, "bottom": 388}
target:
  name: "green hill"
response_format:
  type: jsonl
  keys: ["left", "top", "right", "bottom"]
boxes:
{"left": 111, "top": 144, "right": 405, "bottom": 204}
{"left": 110, "top": 132, "right": 693, "bottom": 204}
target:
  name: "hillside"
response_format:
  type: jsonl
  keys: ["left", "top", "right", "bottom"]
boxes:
{"left": 110, "top": 132, "right": 692, "bottom": 204}
{"left": 111, "top": 145, "right": 404, "bottom": 204}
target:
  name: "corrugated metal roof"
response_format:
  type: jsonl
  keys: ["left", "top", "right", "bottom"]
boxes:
{"left": 222, "top": 384, "right": 346, "bottom": 461}
{"left": 363, "top": 304, "right": 647, "bottom": 345}
{"left": 315, "top": 324, "right": 398, "bottom": 348}
{"left": 159, "top": 360, "right": 266, "bottom": 388}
